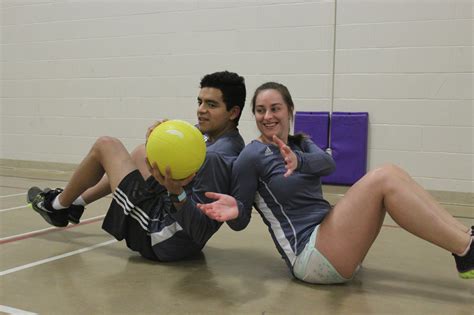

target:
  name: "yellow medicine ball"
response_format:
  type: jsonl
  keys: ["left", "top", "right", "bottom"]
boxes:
{"left": 146, "top": 120, "right": 206, "bottom": 180}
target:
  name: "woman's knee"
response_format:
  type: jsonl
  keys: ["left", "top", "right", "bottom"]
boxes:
{"left": 366, "top": 164, "right": 402, "bottom": 191}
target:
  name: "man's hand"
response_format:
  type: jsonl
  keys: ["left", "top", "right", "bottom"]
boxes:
{"left": 146, "top": 158, "right": 194, "bottom": 195}
{"left": 145, "top": 119, "right": 168, "bottom": 144}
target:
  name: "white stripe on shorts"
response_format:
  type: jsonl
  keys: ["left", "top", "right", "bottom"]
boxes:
{"left": 150, "top": 222, "right": 183, "bottom": 245}
{"left": 113, "top": 187, "right": 150, "bottom": 231}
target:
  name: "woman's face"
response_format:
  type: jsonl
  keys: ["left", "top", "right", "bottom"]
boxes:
{"left": 254, "top": 89, "right": 291, "bottom": 144}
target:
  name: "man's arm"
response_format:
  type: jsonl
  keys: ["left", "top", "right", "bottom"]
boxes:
{"left": 166, "top": 152, "right": 232, "bottom": 244}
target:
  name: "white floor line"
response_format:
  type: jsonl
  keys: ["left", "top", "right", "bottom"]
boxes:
{"left": 0, "top": 214, "right": 105, "bottom": 242}
{"left": 0, "top": 193, "right": 26, "bottom": 199}
{"left": 0, "top": 305, "right": 37, "bottom": 315}
{"left": 0, "top": 239, "right": 117, "bottom": 277}
{"left": 0, "top": 205, "right": 29, "bottom": 213}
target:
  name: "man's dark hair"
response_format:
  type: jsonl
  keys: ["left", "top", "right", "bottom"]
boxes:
{"left": 200, "top": 71, "right": 246, "bottom": 126}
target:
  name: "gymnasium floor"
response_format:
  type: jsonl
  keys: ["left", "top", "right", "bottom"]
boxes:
{"left": 0, "top": 165, "right": 473, "bottom": 315}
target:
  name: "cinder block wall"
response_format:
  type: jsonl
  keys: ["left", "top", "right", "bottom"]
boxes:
{"left": 1, "top": 0, "right": 472, "bottom": 193}
{"left": 333, "top": 0, "right": 473, "bottom": 193}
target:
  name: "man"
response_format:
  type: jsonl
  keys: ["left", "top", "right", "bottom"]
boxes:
{"left": 28, "top": 71, "right": 246, "bottom": 261}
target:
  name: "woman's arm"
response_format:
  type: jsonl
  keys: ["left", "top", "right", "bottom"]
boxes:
{"left": 293, "top": 138, "right": 336, "bottom": 176}
{"left": 274, "top": 135, "right": 335, "bottom": 177}
{"left": 199, "top": 146, "right": 259, "bottom": 231}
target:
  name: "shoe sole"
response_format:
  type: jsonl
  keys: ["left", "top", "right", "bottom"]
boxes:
{"left": 26, "top": 186, "right": 43, "bottom": 203}
{"left": 459, "top": 269, "right": 474, "bottom": 279}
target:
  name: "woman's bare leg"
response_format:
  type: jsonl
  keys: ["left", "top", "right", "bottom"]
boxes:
{"left": 389, "top": 165, "right": 469, "bottom": 233}
{"left": 316, "top": 164, "right": 471, "bottom": 278}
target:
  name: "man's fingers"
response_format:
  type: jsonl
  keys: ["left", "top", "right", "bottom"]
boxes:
{"left": 181, "top": 173, "right": 195, "bottom": 186}
{"left": 152, "top": 162, "right": 165, "bottom": 181}
{"left": 145, "top": 158, "right": 153, "bottom": 172}
{"left": 146, "top": 119, "right": 169, "bottom": 139}
{"left": 165, "top": 166, "right": 173, "bottom": 179}
{"left": 146, "top": 123, "right": 158, "bottom": 139}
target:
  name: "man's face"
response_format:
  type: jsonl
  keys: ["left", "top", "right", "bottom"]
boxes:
{"left": 197, "top": 87, "right": 237, "bottom": 140}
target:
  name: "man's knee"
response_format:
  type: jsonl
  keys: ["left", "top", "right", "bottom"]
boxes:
{"left": 130, "top": 143, "right": 150, "bottom": 178}
{"left": 91, "top": 136, "right": 126, "bottom": 160}
{"left": 94, "top": 136, "right": 121, "bottom": 149}
{"left": 131, "top": 144, "right": 146, "bottom": 163}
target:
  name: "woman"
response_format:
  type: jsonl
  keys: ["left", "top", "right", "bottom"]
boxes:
{"left": 197, "top": 82, "right": 473, "bottom": 283}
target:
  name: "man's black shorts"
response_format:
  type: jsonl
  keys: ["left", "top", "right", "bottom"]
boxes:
{"left": 102, "top": 170, "right": 167, "bottom": 261}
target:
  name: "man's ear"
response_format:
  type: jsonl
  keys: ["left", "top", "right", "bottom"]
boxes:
{"left": 229, "top": 106, "right": 241, "bottom": 121}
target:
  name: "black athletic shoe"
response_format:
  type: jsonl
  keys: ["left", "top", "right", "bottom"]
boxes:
{"left": 28, "top": 187, "right": 85, "bottom": 224}
{"left": 453, "top": 237, "right": 474, "bottom": 279}
{"left": 67, "top": 204, "right": 85, "bottom": 224}
{"left": 27, "top": 186, "right": 69, "bottom": 227}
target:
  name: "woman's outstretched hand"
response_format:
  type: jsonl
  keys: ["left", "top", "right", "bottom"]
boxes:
{"left": 197, "top": 192, "right": 239, "bottom": 222}
{"left": 273, "top": 135, "right": 297, "bottom": 177}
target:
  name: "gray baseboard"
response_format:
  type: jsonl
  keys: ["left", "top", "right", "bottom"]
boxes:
{"left": 1, "top": 158, "right": 472, "bottom": 208}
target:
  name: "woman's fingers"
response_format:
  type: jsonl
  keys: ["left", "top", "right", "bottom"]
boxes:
{"left": 197, "top": 204, "right": 220, "bottom": 220}
{"left": 273, "top": 134, "right": 283, "bottom": 145}
{"left": 272, "top": 135, "right": 298, "bottom": 176}
{"left": 204, "top": 191, "right": 224, "bottom": 201}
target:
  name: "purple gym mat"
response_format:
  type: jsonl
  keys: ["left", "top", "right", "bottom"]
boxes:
{"left": 294, "top": 111, "right": 329, "bottom": 150}
{"left": 323, "top": 112, "right": 369, "bottom": 185}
